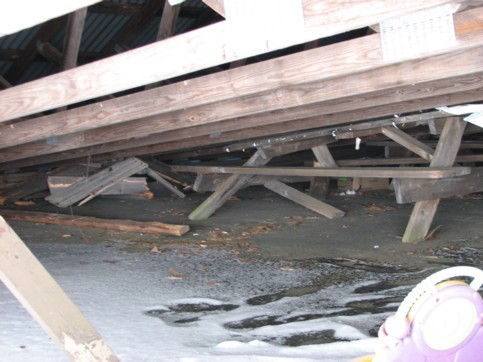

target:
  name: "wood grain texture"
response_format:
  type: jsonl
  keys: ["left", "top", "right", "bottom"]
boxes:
{"left": 0, "top": 217, "right": 120, "bottom": 361}
{"left": 0, "top": 2, "right": 476, "bottom": 123}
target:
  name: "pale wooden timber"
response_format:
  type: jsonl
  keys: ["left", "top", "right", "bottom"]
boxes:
{"left": 145, "top": 167, "right": 185, "bottom": 198}
{"left": 394, "top": 167, "right": 483, "bottom": 203}
{"left": 202, "top": 0, "right": 225, "bottom": 17}
{"left": 189, "top": 150, "right": 270, "bottom": 220}
{"left": 402, "top": 118, "right": 467, "bottom": 243}
{"left": 173, "top": 165, "right": 470, "bottom": 179}
{"left": 0, "top": 210, "right": 188, "bottom": 236}
{"left": 3, "top": 49, "right": 483, "bottom": 164}
{"left": 45, "top": 157, "right": 148, "bottom": 207}
{"left": 381, "top": 126, "right": 435, "bottom": 161}
{"left": 0, "top": 217, "right": 119, "bottom": 361}
{"left": 3, "top": 81, "right": 482, "bottom": 171}
{"left": 264, "top": 180, "right": 344, "bottom": 219}
{"left": 0, "top": 5, "right": 480, "bottom": 132}
{"left": 259, "top": 137, "right": 334, "bottom": 159}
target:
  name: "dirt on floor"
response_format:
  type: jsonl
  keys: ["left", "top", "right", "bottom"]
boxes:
{"left": 3, "top": 183, "right": 483, "bottom": 270}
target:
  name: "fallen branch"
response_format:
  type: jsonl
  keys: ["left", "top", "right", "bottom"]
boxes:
{"left": 0, "top": 210, "right": 189, "bottom": 236}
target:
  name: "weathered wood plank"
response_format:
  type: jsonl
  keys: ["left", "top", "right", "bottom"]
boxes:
{"left": 145, "top": 167, "right": 185, "bottom": 198}
{"left": 0, "top": 217, "right": 119, "bottom": 361}
{"left": 45, "top": 157, "right": 148, "bottom": 207}
{"left": 402, "top": 118, "right": 467, "bottom": 243}
{"left": 62, "top": 7, "right": 87, "bottom": 70}
{"left": 48, "top": 176, "right": 150, "bottom": 196}
{"left": 394, "top": 167, "right": 483, "bottom": 203}
{"left": 3, "top": 83, "right": 482, "bottom": 170}
{"left": 310, "top": 144, "right": 338, "bottom": 200}
{"left": 189, "top": 151, "right": 270, "bottom": 220}
{"left": 264, "top": 180, "right": 345, "bottom": 219}
{"left": 0, "top": 5, "right": 480, "bottom": 134}
{"left": 193, "top": 173, "right": 309, "bottom": 192}
{"left": 172, "top": 165, "right": 470, "bottom": 179}
{"left": 0, "top": 210, "right": 189, "bottom": 236}
{"left": 381, "top": 126, "right": 435, "bottom": 160}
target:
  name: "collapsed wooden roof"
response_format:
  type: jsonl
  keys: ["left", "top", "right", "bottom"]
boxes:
{"left": 0, "top": 0, "right": 483, "bottom": 171}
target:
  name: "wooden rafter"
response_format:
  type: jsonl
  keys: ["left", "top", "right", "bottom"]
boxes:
{"left": 0, "top": 0, "right": 469, "bottom": 122}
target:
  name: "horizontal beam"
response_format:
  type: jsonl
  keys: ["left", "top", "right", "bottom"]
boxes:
{"left": 3, "top": 84, "right": 482, "bottom": 170}
{"left": 172, "top": 165, "right": 471, "bottom": 179}
{"left": 0, "top": 0, "right": 472, "bottom": 122}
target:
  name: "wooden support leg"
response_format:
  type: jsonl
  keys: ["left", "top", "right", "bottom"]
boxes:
{"left": 0, "top": 217, "right": 119, "bottom": 362}
{"left": 309, "top": 144, "right": 338, "bottom": 200}
{"left": 189, "top": 150, "right": 270, "bottom": 220}
{"left": 402, "top": 118, "right": 466, "bottom": 243}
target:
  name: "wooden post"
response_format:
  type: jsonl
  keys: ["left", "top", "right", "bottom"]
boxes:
{"left": 310, "top": 144, "right": 338, "bottom": 200}
{"left": 189, "top": 150, "right": 270, "bottom": 220}
{"left": 0, "top": 217, "right": 119, "bottom": 362}
{"left": 402, "top": 118, "right": 467, "bottom": 243}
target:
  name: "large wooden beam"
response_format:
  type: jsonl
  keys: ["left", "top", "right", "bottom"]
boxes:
{"left": 0, "top": 217, "right": 119, "bottom": 361}
{"left": 1, "top": 7, "right": 482, "bottom": 148}
{"left": 2, "top": 84, "right": 482, "bottom": 170}
{"left": 1, "top": 59, "right": 482, "bottom": 165}
{"left": 0, "top": 0, "right": 474, "bottom": 122}
{"left": 173, "top": 165, "right": 470, "bottom": 179}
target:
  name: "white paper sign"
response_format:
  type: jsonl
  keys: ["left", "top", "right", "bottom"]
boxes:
{"left": 380, "top": 4, "right": 456, "bottom": 60}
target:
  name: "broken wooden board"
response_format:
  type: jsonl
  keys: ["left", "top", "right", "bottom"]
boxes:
{"left": 45, "top": 157, "right": 148, "bottom": 207}
{"left": 0, "top": 210, "right": 189, "bottom": 236}
{"left": 0, "top": 216, "right": 119, "bottom": 361}
{"left": 48, "top": 176, "right": 153, "bottom": 200}
{"left": 264, "top": 180, "right": 345, "bottom": 219}
{"left": 172, "top": 165, "right": 471, "bottom": 179}
{"left": 394, "top": 167, "right": 483, "bottom": 203}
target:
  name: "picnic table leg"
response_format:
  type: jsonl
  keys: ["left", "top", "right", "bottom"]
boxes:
{"left": 402, "top": 118, "right": 466, "bottom": 243}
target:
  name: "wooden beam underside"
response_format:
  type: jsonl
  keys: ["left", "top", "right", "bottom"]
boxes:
{"left": 0, "top": 0, "right": 477, "bottom": 122}
{"left": 0, "top": 4, "right": 481, "bottom": 170}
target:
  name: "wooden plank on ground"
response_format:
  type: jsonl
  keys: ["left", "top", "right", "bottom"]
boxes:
{"left": 45, "top": 157, "right": 148, "bottom": 207}
{"left": 0, "top": 210, "right": 189, "bottom": 236}
{"left": 0, "top": 2, "right": 477, "bottom": 124}
{"left": 0, "top": 216, "right": 119, "bottom": 361}
{"left": 189, "top": 150, "right": 270, "bottom": 220}
{"left": 172, "top": 165, "right": 471, "bottom": 179}
{"left": 394, "top": 167, "right": 483, "bottom": 203}
{"left": 264, "top": 180, "right": 344, "bottom": 219}
{"left": 402, "top": 118, "right": 467, "bottom": 243}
